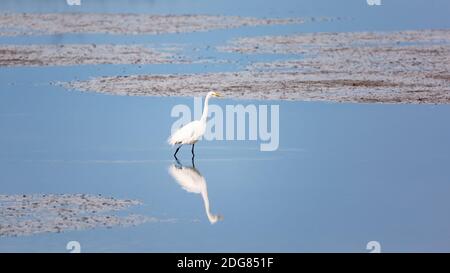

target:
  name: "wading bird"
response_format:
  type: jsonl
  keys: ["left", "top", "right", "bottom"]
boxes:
{"left": 168, "top": 91, "right": 222, "bottom": 158}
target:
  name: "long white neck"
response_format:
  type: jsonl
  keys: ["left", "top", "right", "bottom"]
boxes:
{"left": 200, "top": 94, "right": 211, "bottom": 123}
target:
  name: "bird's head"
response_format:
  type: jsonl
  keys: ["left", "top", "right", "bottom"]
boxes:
{"left": 208, "top": 91, "right": 223, "bottom": 98}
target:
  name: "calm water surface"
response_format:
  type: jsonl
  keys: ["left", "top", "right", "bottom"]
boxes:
{"left": 1, "top": 0, "right": 450, "bottom": 252}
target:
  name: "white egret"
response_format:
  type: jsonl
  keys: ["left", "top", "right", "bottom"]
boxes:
{"left": 168, "top": 162, "right": 223, "bottom": 224}
{"left": 168, "top": 91, "right": 222, "bottom": 157}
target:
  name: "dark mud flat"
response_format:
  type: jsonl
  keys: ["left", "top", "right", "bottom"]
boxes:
{"left": 0, "top": 194, "right": 171, "bottom": 237}
{"left": 0, "top": 13, "right": 306, "bottom": 36}
{"left": 63, "top": 30, "right": 450, "bottom": 104}
{"left": 217, "top": 29, "right": 450, "bottom": 54}
{"left": 0, "top": 44, "right": 185, "bottom": 66}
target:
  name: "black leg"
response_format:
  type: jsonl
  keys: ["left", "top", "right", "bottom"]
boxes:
{"left": 191, "top": 144, "right": 196, "bottom": 164}
{"left": 174, "top": 144, "right": 182, "bottom": 159}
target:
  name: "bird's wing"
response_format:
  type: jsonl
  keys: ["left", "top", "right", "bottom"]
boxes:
{"left": 168, "top": 121, "right": 198, "bottom": 145}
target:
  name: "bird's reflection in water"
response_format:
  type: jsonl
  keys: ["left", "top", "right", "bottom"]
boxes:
{"left": 168, "top": 158, "right": 223, "bottom": 224}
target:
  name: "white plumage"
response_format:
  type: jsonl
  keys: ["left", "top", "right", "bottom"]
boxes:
{"left": 168, "top": 120, "right": 205, "bottom": 146}
{"left": 168, "top": 91, "right": 222, "bottom": 157}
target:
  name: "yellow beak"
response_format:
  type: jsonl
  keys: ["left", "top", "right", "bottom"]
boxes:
{"left": 214, "top": 92, "right": 223, "bottom": 97}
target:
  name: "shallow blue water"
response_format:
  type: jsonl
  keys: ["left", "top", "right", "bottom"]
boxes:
{"left": 1, "top": 0, "right": 450, "bottom": 252}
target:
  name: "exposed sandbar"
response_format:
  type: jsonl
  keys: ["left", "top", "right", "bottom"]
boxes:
{"left": 0, "top": 13, "right": 305, "bottom": 36}
{"left": 58, "top": 29, "right": 450, "bottom": 103}
{"left": 217, "top": 29, "right": 450, "bottom": 54}
{"left": 0, "top": 194, "right": 169, "bottom": 237}
{"left": 61, "top": 69, "right": 450, "bottom": 103}
{"left": 0, "top": 44, "right": 183, "bottom": 66}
